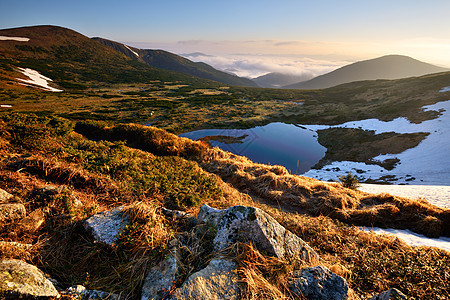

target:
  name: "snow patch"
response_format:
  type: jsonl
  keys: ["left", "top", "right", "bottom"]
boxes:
{"left": 124, "top": 45, "right": 139, "bottom": 57}
{"left": 361, "top": 227, "right": 450, "bottom": 252}
{"left": 359, "top": 184, "right": 450, "bottom": 208}
{"left": 0, "top": 105, "right": 12, "bottom": 108}
{"left": 0, "top": 35, "right": 30, "bottom": 42}
{"left": 304, "top": 99, "right": 450, "bottom": 185}
{"left": 16, "top": 67, "right": 63, "bottom": 92}
{"left": 440, "top": 86, "right": 450, "bottom": 93}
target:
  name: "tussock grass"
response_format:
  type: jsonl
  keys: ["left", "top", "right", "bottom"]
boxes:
{"left": 202, "top": 149, "right": 447, "bottom": 237}
{"left": 233, "top": 242, "right": 298, "bottom": 300}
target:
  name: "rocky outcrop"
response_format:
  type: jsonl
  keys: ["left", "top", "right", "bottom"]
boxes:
{"left": 83, "top": 206, "right": 131, "bottom": 246}
{"left": 0, "top": 259, "right": 59, "bottom": 298}
{"left": 368, "top": 288, "right": 407, "bottom": 300}
{"left": 197, "top": 204, "right": 320, "bottom": 263}
{"left": 172, "top": 258, "right": 239, "bottom": 300}
{"left": 288, "top": 266, "right": 349, "bottom": 300}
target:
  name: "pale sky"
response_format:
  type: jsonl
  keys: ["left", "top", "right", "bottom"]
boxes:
{"left": 1, "top": 0, "right": 450, "bottom": 76}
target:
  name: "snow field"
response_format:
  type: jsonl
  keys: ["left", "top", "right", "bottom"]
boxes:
{"left": 16, "top": 67, "right": 63, "bottom": 92}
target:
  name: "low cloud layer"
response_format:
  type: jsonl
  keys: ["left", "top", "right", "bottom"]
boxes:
{"left": 181, "top": 53, "right": 348, "bottom": 79}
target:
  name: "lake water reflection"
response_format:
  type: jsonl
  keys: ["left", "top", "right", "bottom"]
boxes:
{"left": 180, "top": 122, "right": 326, "bottom": 174}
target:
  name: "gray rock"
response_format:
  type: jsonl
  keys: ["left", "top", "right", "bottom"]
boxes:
{"left": 0, "top": 203, "right": 26, "bottom": 222}
{"left": 84, "top": 206, "right": 131, "bottom": 246}
{"left": 161, "top": 207, "right": 190, "bottom": 219}
{"left": 66, "top": 285, "right": 120, "bottom": 299}
{"left": 0, "top": 259, "right": 59, "bottom": 298}
{"left": 42, "top": 185, "right": 67, "bottom": 195}
{"left": 368, "top": 288, "right": 407, "bottom": 300}
{"left": 172, "top": 259, "right": 239, "bottom": 300}
{"left": 197, "top": 204, "right": 224, "bottom": 226}
{"left": 198, "top": 204, "right": 320, "bottom": 263}
{"left": 141, "top": 248, "right": 179, "bottom": 300}
{"left": 289, "top": 266, "right": 349, "bottom": 300}
{"left": 0, "top": 188, "right": 14, "bottom": 203}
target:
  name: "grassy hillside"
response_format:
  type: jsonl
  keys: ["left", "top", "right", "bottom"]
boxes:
{"left": 0, "top": 114, "right": 448, "bottom": 299}
{"left": 93, "top": 37, "right": 258, "bottom": 87}
{"left": 0, "top": 25, "right": 215, "bottom": 88}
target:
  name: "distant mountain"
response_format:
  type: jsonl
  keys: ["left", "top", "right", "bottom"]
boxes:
{"left": 93, "top": 38, "right": 257, "bottom": 87}
{"left": 181, "top": 52, "right": 214, "bottom": 58}
{"left": 284, "top": 55, "right": 450, "bottom": 89}
{"left": 0, "top": 25, "right": 210, "bottom": 87}
{"left": 253, "top": 72, "right": 314, "bottom": 88}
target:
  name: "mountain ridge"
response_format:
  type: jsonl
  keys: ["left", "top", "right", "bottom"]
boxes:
{"left": 284, "top": 55, "right": 449, "bottom": 89}
{"left": 0, "top": 25, "right": 218, "bottom": 87}
{"left": 253, "top": 72, "right": 314, "bottom": 88}
{"left": 93, "top": 37, "right": 258, "bottom": 87}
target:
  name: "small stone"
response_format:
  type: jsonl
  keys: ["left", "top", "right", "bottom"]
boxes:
{"left": 83, "top": 206, "right": 131, "bottom": 246}
{"left": 368, "top": 288, "right": 408, "bottom": 300}
{"left": 73, "top": 198, "right": 83, "bottom": 208}
{"left": 0, "top": 259, "right": 59, "bottom": 298}
{"left": 18, "top": 209, "right": 45, "bottom": 232}
{"left": 0, "top": 203, "right": 26, "bottom": 222}
{"left": 161, "top": 207, "right": 189, "bottom": 218}
{"left": 42, "top": 185, "right": 67, "bottom": 195}
{"left": 172, "top": 259, "right": 240, "bottom": 300}
{"left": 66, "top": 284, "right": 119, "bottom": 299}
{"left": 289, "top": 266, "right": 349, "bottom": 300}
{"left": 0, "top": 241, "right": 33, "bottom": 250}
{"left": 0, "top": 188, "right": 14, "bottom": 203}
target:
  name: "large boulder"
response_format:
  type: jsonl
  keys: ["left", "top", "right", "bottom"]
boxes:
{"left": 141, "top": 250, "right": 179, "bottom": 300}
{"left": 83, "top": 206, "right": 131, "bottom": 246}
{"left": 172, "top": 258, "right": 239, "bottom": 300}
{"left": 0, "top": 203, "right": 26, "bottom": 222}
{"left": 0, "top": 259, "right": 59, "bottom": 298}
{"left": 289, "top": 266, "right": 349, "bottom": 300}
{"left": 197, "top": 204, "right": 320, "bottom": 263}
{"left": 368, "top": 288, "right": 407, "bottom": 300}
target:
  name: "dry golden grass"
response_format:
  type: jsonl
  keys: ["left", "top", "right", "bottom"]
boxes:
{"left": 72, "top": 121, "right": 449, "bottom": 237}
{"left": 201, "top": 148, "right": 447, "bottom": 237}
{"left": 233, "top": 242, "right": 298, "bottom": 300}
{"left": 0, "top": 116, "right": 448, "bottom": 299}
